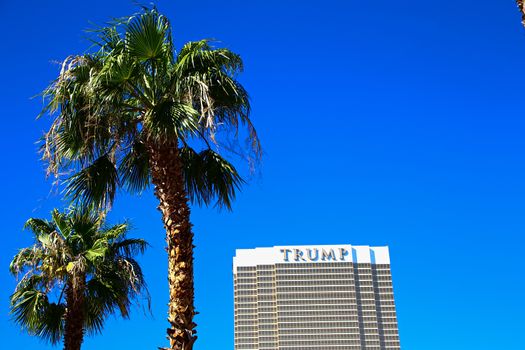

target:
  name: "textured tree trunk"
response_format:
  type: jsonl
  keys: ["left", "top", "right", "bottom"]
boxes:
{"left": 518, "top": 0, "right": 525, "bottom": 27}
{"left": 148, "top": 140, "right": 197, "bottom": 350}
{"left": 63, "top": 278, "right": 85, "bottom": 350}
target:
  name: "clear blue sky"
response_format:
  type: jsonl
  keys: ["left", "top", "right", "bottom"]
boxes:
{"left": 1, "top": 1, "right": 524, "bottom": 349}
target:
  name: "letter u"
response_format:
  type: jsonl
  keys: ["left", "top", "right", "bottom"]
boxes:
{"left": 307, "top": 248, "right": 319, "bottom": 261}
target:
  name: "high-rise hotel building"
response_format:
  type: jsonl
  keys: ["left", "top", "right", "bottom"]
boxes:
{"left": 233, "top": 245, "right": 401, "bottom": 350}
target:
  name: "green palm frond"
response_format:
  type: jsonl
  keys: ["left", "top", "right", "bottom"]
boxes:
{"left": 142, "top": 100, "right": 200, "bottom": 143}
{"left": 23, "top": 218, "right": 55, "bottom": 235}
{"left": 51, "top": 209, "right": 71, "bottom": 239}
{"left": 36, "top": 302, "right": 66, "bottom": 344}
{"left": 10, "top": 280, "right": 65, "bottom": 345}
{"left": 125, "top": 8, "right": 172, "bottom": 62}
{"left": 99, "top": 222, "right": 129, "bottom": 241}
{"left": 119, "top": 140, "right": 150, "bottom": 193}
{"left": 69, "top": 209, "right": 101, "bottom": 238}
{"left": 175, "top": 40, "right": 243, "bottom": 75}
{"left": 91, "top": 25, "right": 123, "bottom": 52}
{"left": 173, "top": 41, "right": 261, "bottom": 157}
{"left": 84, "top": 239, "right": 109, "bottom": 262}
{"left": 84, "top": 279, "right": 113, "bottom": 335}
{"left": 180, "top": 146, "right": 244, "bottom": 210}
{"left": 98, "top": 54, "right": 139, "bottom": 86}
{"left": 111, "top": 238, "right": 149, "bottom": 258}
{"left": 65, "top": 154, "right": 119, "bottom": 209}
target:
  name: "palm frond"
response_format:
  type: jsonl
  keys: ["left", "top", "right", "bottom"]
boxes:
{"left": 51, "top": 209, "right": 71, "bottom": 239}
{"left": 89, "top": 25, "right": 124, "bottom": 52}
{"left": 175, "top": 40, "right": 243, "bottom": 75}
{"left": 173, "top": 41, "right": 261, "bottom": 160}
{"left": 65, "top": 155, "right": 119, "bottom": 209}
{"left": 180, "top": 146, "right": 244, "bottom": 210}
{"left": 23, "top": 218, "right": 55, "bottom": 236}
{"left": 84, "top": 239, "right": 109, "bottom": 263}
{"left": 119, "top": 140, "right": 150, "bottom": 193}
{"left": 142, "top": 100, "right": 200, "bottom": 143}
{"left": 112, "top": 238, "right": 149, "bottom": 258}
{"left": 97, "top": 54, "right": 140, "bottom": 88}
{"left": 100, "top": 222, "right": 129, "bottom": 241}
{"left": 84, "top": 279, "right": 113, "bottom": 335}
{"left": 10, "top": 282, "right": 65, "bottom": 345}
{"left": 10, "top": 247, "right": 42, "bottom": 275}
{"left": 35, "top": 302, "right": 65, "bottom": 344}
{"left": 125, "top": 8, "right": 172, "bottom": 62}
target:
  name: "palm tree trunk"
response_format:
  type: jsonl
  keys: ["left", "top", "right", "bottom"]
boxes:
{"left": 518, "top": 0, "right": 525, "bottom": 27}
{"left": 148, "top": 140, "right": 197, "bottom": 350}
{"left": 63, "top": 278, "right": 85, "bottom": 350}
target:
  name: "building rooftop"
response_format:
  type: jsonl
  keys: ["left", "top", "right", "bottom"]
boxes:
{"left": 233, "top": 244, "right": 390, "bottom": 270}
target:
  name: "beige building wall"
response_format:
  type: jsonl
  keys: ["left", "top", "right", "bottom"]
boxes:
{"left": 233, "top": 245, "right": 401, "bottom": 350}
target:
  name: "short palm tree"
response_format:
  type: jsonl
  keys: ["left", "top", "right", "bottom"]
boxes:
{"left": 40, "top": 7, "right": 260, "bottom": 350}
{"left": 10, "top": 208, "right": 148, "bottom": 350}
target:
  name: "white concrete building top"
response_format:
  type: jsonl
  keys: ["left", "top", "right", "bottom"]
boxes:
{"left": 233, "top": 244, "right": 390, "bottom": 270}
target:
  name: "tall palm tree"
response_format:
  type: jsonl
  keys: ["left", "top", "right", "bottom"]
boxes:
{"left": 40, "top": 7, "right": 261, "bottom": 350}
{"left": 10, "top": 208, "right": 148, "bottom": 350}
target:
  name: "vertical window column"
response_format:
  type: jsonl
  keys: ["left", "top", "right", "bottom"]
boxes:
{"left": 355, "top": 263, "right": 381, "bottom": 350}
{"left": 256, "top": 265, "right": 278, "bottom": 350}
{"left": 234, "top": 267, "right": 258, "bottom": 350}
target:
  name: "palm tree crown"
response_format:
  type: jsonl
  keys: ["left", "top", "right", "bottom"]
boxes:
{"left": 10, "top": 208, "right": 148, "bottom": 350}
{"left": 42, "top": 7, "right": 261, "bottom": 209}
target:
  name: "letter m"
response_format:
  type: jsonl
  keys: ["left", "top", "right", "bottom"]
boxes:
{"left": 321, "top": 249, "right": 336, "bottom": 261}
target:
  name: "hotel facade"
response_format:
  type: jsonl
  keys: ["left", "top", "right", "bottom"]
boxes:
{"left": 233, "top": 245, "right": 401, "bottom": 350}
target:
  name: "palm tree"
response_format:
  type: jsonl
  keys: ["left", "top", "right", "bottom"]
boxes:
{"left": 39, "top": 7, "right": 261, "bottom": 350}
{"left": 10, "top": 208, "right": 148, "bottom": 350}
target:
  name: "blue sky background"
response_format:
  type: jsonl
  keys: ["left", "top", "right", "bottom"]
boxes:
{"left": 1, "top": 1, "right": 524, "bottom": 349}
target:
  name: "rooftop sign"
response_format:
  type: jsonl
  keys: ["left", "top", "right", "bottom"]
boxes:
{"left": 233, "top": 244, "right": 390, "bottom": 270}
{"left": 280, "top": 247, "right": 349, "bottom": 262}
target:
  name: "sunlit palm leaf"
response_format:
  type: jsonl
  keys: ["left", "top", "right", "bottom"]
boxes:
{"left": 125, "top": 8, "right": 172, "bottom": 62}
{"left": 23, "top": 218, "right": 55, "bottom": 235}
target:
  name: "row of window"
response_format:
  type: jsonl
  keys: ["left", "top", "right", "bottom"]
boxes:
{"left": 278, "top": 316, "right": 360, "bottom": 322}
{"left": 236, "top": 279, "right": 392, "bottom": 286}
{"left": 279, "top": 339, "right": 373, "bottom": 346}
{"left": 279, "top": 309, "right": 358, "bottom": 317}
{"left": 237, "top": 265, "right": 391, "bottom": 273}
{"left": 275, "top": 263, "right": 391, "bottom": 269}
{"left": 280, "top": 334, "right": 361, "bottom": 341}
{"left": 235, "top": 283, "right": 393, "bottom": 293}
{"left": 235, "top": 306, "right": 397, "bottom": 314}
{"left": 235, "top": 302, "right": 398, "bottom": 313}
{"left": 277, "top": 299, "right": 397, "bottom": 306}
{"left": 234, "top": 284, "right": 394, "bottom": 296}
{"left": 236, "top": 273, "right": 393, "bottom": 283}
{"left": 234, "top": 328, "right": 400, "bottom": 335}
